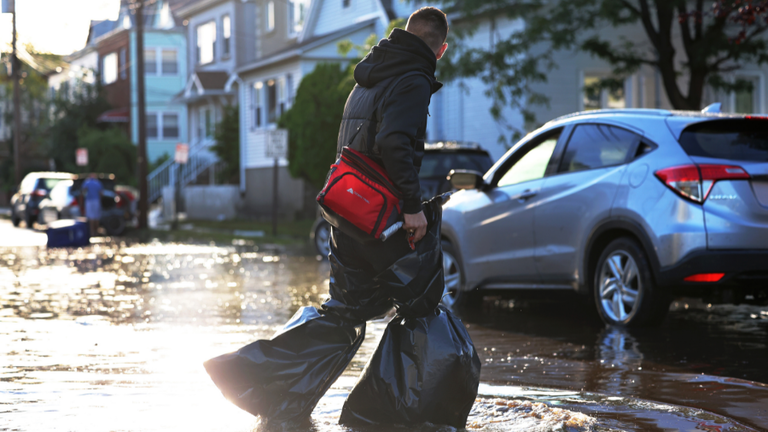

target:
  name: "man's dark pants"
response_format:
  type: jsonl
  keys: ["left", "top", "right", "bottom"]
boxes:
{"left": 323, "top": 227, "right": 414, "bottom": 322}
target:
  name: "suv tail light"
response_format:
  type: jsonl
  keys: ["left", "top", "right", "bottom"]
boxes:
{"left": 655, "top": 164, "right": 749, "bottom": 203}
{"left": 31, "top": 189, "right": 47, "bottom": 198}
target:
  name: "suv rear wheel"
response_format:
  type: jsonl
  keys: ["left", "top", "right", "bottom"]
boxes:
{"left": 593, "top": 237, "right": 670, "bottom": 326}
{"left": 442, "top": 241, "right": 482, "bottom": 310}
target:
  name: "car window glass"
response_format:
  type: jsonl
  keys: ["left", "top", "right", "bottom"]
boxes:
{"left": 497, "top": 136, "right": 559, "bottom": 187}
{"left": 558, "top": 124, "right": 639, "bottom": 173}
{"left": 39, "top": 178, "right": 64, "bottom": 190}
{"left": 50, "top": 181, "right": 72, "bottom": 203}
{"left": 419, "top": 153, "right": 493, "bottom": 178}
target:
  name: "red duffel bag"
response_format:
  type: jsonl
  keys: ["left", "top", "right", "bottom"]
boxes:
{"left": 317, "top": 147, "right": 402, "bottom": 243}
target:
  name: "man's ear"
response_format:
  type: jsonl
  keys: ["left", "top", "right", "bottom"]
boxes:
{"left": 436, "top": 42, "right": 448, "bottom": 60}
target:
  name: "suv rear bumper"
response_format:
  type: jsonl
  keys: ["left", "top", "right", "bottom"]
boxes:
{"left": 657, "top": 249, "right": 768, "bottom": 288}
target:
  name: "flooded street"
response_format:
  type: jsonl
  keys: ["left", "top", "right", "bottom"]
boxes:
{"left": 1, "top": 219, "right": 767, "bottom": 431}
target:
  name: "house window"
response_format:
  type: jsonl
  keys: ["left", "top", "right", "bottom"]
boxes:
{"left": 286, "top": 73, "right": 294, "bottom": 106}
{"left": 583, "top": 74, "right": 625, "bottom": 110}
{"left": 119, "top": 48, "right": 127, "bottom": 79}
{"left": 734, "top": 76, "right": 759, "bottom": 114}
{"left": 252, "top": 82, "right": 263, "bottom": 128}
{"left": 278, "top": 77, "right": 287, "bottom": 117}
{"left": 197, "top": 21, "right": 217, "bottom": 64}
{"left": 161, "top": 49, "right": 177, "bottom": 75}
{"left": 163, "top": 113, "right": 180, "bottom": 139}
{"left": 102, "top": 52, "right": 118, "bottom": 85}
{"left": 199, "top": 107, "right": 214, "bottom": 138}
{"left": 147, "top": 113, "right": 159, "bottom": 139}
{"left": 289, "top": 0, "right": 310, "bottom": 35}
{"left": 267, "top": 79, "right": 278, "bottom": 123}
{"left": 342, "top": 0, "right": 350, "bottom": 8}
{"left": 222, "top": 15, "right": 231, "bottom": 56}
{"left": 145, "top": 49, "right": 157, "bottom": 74}
{"left": 266, "top": 1, "right": 275, "bottom": 32}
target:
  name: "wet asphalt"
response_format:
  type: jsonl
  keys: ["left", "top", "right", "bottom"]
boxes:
{"left": 1, "top": 219, "right": 767, "bottom": 432}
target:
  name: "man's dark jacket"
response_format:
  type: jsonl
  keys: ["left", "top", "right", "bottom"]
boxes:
{"left": 336, "top": 28, "right": 443, "bottom": 215}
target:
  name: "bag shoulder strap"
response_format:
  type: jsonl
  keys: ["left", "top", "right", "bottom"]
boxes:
{"left": 345, "top": 71, "right": 432, "bottom": 148}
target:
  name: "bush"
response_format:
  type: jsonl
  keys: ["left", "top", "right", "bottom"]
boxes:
{"left": 77, "top": 127, "right": 137, "bottom": 186}
{"left": 212, "top": 105, "right": 240, "bottom": 184}
{"left": 279, "top": 63, "right": 355, "bottom": 189}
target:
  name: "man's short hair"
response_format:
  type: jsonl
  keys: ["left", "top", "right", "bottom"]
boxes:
{"left": 405, "top": 7, "right": 448, "bottom": 52}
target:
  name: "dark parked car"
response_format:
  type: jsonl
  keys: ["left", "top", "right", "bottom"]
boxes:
{"left": 11, "top": 172, "right": 75, "bottom": 228}
{"left": 38, "top": 174, "right": 133, "bottom": 235}
{"left": 310, "top": 142, "right": 495, "bottom": 256}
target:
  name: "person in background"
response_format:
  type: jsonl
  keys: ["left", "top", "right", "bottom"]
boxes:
{"left": 82, "top": 174, "right": 103, "bottom": 236}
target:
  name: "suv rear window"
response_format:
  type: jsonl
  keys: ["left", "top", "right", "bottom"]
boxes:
{"left": 679, "top": 119, "right": 768, "bottom": 161}
{"left": 419, "top": 152, "right": 493, "bottom": 178}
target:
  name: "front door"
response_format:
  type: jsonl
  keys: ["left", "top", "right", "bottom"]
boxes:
{"left": 461, "top": 130, "right": 562, "bottom": 285}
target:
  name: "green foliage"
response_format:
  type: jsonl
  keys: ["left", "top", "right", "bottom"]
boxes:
{"left": 47, "top": 75, "right": 113, "bottom": 172}
{"left": 76, "top": 126, "right": 137, "bottom": 186}
{"left": 440, "top": 0, "right": 768, "bottom": 141}
{"left": 148, "top": 153, "right": 170, "bottom": 174}
{"left": 0, "top": 51, "right": 57, "bottom": 192}
{"left": 212, "top": 105, "right": 240, "bottom": 184}
{"left": 279, "top": 63, "right": 355, "bottom": 189}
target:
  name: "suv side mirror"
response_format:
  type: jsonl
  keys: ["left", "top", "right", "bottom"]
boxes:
{"left": 448, "top": 169, "right": 485, "bottom": 190}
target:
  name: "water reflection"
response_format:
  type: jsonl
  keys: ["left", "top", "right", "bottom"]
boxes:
{"left": 2, "top": 237, "right": 767, "bottom": 431}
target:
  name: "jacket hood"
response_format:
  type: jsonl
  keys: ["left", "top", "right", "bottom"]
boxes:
{"left": 353, "top": 28, "right": 442, "bottom": 93}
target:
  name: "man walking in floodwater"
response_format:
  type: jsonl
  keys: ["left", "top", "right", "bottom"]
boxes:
{"left": 204, "top": 8, "right": 484, "bottom": 427}
{"left": 328, "top": 6, "right": 448, "bottom": 301}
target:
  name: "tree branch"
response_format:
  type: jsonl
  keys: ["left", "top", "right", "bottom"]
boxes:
{"left": 637, "top": 0, "right": 659, "bottom": 47}
{"left": 676, "top": 2, "right": 694, "bottom": 60}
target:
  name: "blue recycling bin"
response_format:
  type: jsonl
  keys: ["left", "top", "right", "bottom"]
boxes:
{"left": 46, "top": 219, "right": 91, "bottom": 248}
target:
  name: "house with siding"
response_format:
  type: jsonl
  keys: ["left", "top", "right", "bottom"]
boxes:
{"left": 174, "top": 0, "right": 256, "bottom": 150}
{"left": 48, "top": 0, "right": 189, "bottom": 164}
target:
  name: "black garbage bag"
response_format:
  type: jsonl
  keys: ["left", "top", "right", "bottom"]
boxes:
{"left": 203, "top": 307, "right": 365, "bottom": 425}
{"left": 338, "top": 200, "right": 481, "bottom": 428}
{"left": 338, "top": 305, "right": 481, "bottom": 428}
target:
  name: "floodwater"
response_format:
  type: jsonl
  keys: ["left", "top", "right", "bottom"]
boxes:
{"left": 1, "top": 228, "right": 767, "bottom": 431}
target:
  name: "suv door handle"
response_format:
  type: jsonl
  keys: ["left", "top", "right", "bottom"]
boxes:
{"left": 511, "top": 189, "right": 538, "bottom": 201}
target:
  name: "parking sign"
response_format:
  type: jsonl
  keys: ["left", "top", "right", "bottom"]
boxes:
{"left": 76, "top": 148, "right": 88, "bottom": 166}
{"left": 265, "top": 129, "right": 288, "bottom": 159}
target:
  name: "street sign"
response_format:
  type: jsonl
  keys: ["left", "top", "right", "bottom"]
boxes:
{"left": 265, "top": 129, "right": 288, "bottom": 159}
{"left": 175, "top": 143, "right": 189, "bottom": 164}
{"left": 76, "top": 148, "right": 88, "bottom": 166}
{"left": 2, "top": 0, "right": 14, "bottom": 13}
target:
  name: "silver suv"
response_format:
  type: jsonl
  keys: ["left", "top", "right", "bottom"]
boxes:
{"left": 442, "top": 108, "right": 768, "bottom": 326}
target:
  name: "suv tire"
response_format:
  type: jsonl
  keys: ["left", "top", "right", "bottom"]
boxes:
{"left": 11, "top": 212, "right": 21, "bottom": 227}
{"left": 593, "top": 237, "right": 670, "bottom": 327}
{"left": 442, "top": 240, "right": 482, "bottom": 310}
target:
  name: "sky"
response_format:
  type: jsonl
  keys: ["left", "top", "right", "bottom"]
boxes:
{"left": 0, "top": 0, "right": 121, "bottom": 55}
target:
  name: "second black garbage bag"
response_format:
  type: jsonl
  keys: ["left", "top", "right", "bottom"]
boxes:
{"left": 203, "top": 195, "right": 481, "bottom": 427}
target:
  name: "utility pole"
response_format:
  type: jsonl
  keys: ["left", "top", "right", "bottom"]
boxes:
{"left": 11, "top": 2, "right": 21, "bottom": 185}
{"left": 135, "top": 0, "right": 149, "bottom": 229}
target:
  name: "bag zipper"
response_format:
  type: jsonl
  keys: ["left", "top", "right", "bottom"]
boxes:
{"left": 341, "top": 151, "right": 402, "bottom": 199}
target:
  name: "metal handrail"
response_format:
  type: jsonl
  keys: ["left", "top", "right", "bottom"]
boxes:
{"left": 147, "top": 139, "right": 219, "bottom": 203}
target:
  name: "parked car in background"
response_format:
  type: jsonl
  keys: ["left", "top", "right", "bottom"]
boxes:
{"left": 310, "top": 142, "right": 495, "bottom": 256}
{"left": 10, "top": 172, "right": 75, "bottom": 228}
{"left": 38, "top": 174, "right": 134, "bottom": 235}
{"left": 419, "top": 142, "right": 494, "bottom": 200}
{"left": 442, "top": 107, "right": 768, "bottom": 326}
